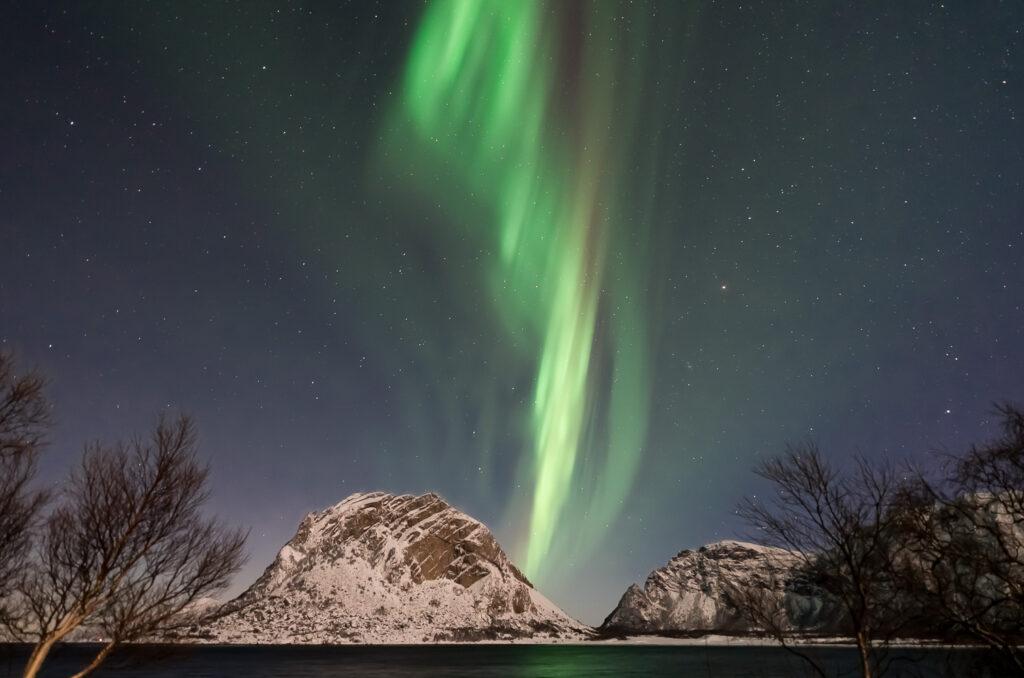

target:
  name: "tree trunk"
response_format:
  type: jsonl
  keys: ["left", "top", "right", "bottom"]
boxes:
{"left": 69, "top": 640, "right": 117, "bottom": 678}
{"left": 21, "top": 636, "right": 57, "bottom": 678}
{"left": 22, "top": 616, "right": 82, "bottom": 678}
{"left": 856, "top": 632, "right": 873, "bottom": 678}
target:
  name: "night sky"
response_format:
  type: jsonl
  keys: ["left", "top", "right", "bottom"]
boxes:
{"left": 2, "top": 1, "right": 1022, "bottom": 624}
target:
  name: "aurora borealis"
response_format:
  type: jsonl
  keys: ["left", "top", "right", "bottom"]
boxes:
{"left": 3, "top": 0, "right": 1024, "bottom": 623}
{"left": 393, "top": 0, "right": 657, "bottom": 577}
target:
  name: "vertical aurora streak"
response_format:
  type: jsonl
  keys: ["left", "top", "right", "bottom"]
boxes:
{"left": 392, "top": 0, "right": 656, "bottom": 579}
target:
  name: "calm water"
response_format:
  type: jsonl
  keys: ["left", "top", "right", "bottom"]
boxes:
{"left": 0, "top": 644, "right": 1001, "bottom": 678}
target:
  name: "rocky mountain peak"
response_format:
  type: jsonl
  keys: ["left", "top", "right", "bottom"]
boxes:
{"left": 601, "top": 539, "right": 828, "bottom": 634}
{"left": 195, "top": 491, "right": 587, "bottom": 643}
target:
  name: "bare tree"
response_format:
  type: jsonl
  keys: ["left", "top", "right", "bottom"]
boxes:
{"left": 897, "top": 403, "right": 1024, "bottom": 675}
{"left": 13, "top": 415, "right": 246, "bottom": 678}
{"left": 735, "top": 443, "right": 918, "bottom": 678}
{"left": 0, "top": 352, "right": 49, "bottom": 622}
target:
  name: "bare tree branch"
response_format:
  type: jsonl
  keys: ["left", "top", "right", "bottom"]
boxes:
{"left": 13, "top": 414, "right": 246, "bottom": 678}
{"left": 897, "top": 403, "right": 1024, "bottom": 675}
{"left": 733, "top": 442, "right": 920, "bottom": 678}
{"left": 0, "top": 352, "right": 49, "bottom": 630}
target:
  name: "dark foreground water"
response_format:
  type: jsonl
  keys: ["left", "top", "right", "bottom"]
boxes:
{"left": 0, "top": 644, "right": 1004, "bottom": 678}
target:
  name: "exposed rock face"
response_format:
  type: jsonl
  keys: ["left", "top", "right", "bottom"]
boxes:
{"left": 601, "top": 540, "right": 832, "bottom": 634}
{"left": 191, "top": 492, "right": 589, "bottom": 643}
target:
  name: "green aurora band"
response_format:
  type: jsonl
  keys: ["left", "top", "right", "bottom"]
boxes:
{"left": 393, "top": 0, "right": 661, "bottom": 579}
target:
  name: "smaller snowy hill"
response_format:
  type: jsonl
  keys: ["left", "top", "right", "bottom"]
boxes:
{"left": 189, "top": 491, "right": 589, "bottom": 643}
{"left": 601, "top": 540, "right": 832, "bottom": 634}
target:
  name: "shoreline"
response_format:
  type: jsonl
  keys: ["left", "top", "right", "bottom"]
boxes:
{"left": 0, "top": 636, "right": 990, "bottom": 650}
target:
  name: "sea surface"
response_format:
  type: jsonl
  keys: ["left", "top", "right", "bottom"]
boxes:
{"left": 0, "top": 644, "right": 1002, "bottom": 677}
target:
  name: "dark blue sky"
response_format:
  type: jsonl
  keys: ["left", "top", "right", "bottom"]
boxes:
{"left": 2, "top": 1, "right": 1022, "bottom": 624}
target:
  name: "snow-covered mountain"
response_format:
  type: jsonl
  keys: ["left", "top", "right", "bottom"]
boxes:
{"left": 189, "top": 491, "right": 589, "bottom": 643}
{"left": 601, "top": 540, "right": 832, "bottom": 634}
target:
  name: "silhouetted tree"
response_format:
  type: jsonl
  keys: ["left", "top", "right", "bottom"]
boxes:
{"left": 896, "top": 403, "right": 1024, "bottom": 675}
{"left": 735, "top": 443, "right": 918, "bottom": 678}
{"left": 0, "top": 352, "right": 49, "bottom": 624}
{"left": 12, "top": 415, "right": 246, "bottom": 678}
